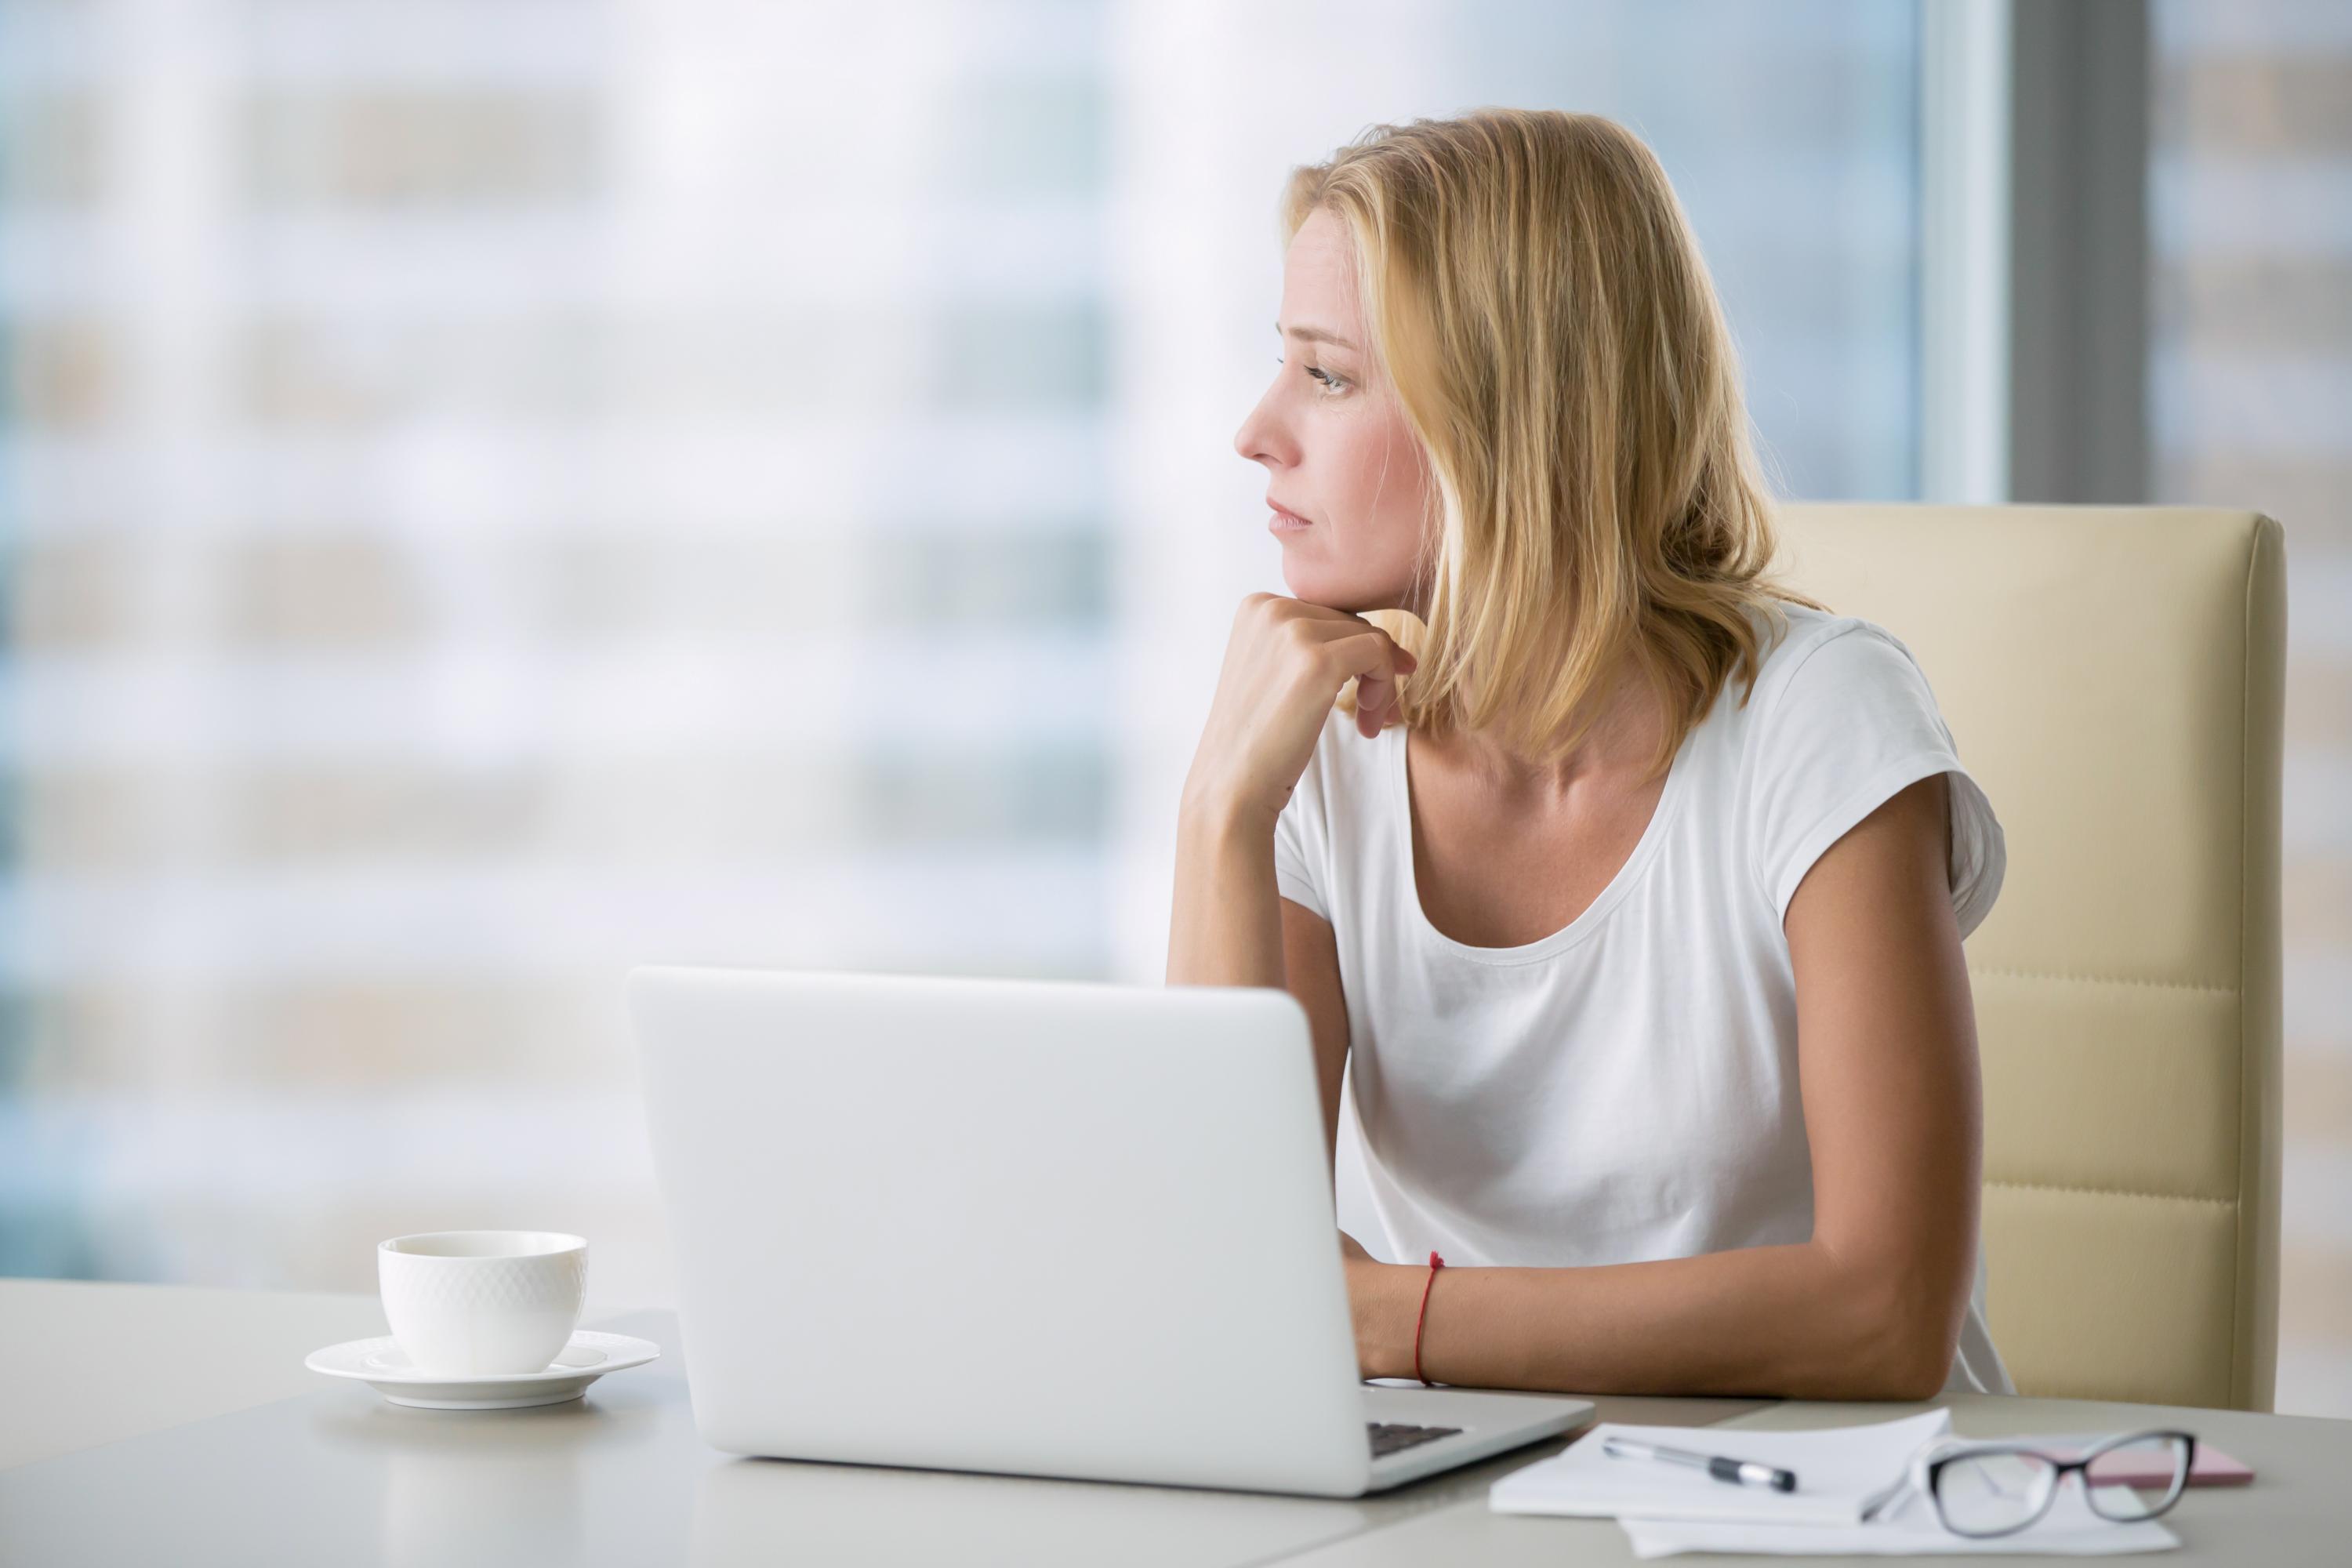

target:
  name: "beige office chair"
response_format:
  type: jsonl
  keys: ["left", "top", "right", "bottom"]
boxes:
{"left": 1772, "top": 504, "right": 2285, "bottom": 1412}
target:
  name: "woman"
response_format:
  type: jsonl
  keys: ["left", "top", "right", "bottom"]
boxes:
{"left": 1167, "top": 110, "right": 2013, "bottom": 1400}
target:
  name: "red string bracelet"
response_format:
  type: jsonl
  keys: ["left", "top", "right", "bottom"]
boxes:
{"left": 1412, "top": 1250, "right": 1447, "bottom": 1386}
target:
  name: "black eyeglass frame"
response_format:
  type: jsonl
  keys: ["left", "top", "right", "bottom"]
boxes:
{"left": 1918, "top": 1428, "right": 2200, "bottom": 1539}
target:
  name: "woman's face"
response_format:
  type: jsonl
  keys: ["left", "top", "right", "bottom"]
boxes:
{"left": 1234, "top": 207, "right": 1435, "bottom": 615}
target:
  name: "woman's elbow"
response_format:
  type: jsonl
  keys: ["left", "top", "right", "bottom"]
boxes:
{"left": 1872, "top": 1330, "right": 1957, "bottom": 1402}
{"left": 1820, "top": 1250, "right": 1964, "bottom": 1401}
{"left": 1803, "top": 1323, "right": 1951, "bottom": 1402}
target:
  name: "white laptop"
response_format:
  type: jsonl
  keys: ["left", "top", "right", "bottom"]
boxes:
{"left": 628, "top": 965, "right": 1592, "bottom": 1497}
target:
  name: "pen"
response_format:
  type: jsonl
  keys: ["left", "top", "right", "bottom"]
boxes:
{"left": 1602, "top": 1436, "right": 1798, "bottom": 1493}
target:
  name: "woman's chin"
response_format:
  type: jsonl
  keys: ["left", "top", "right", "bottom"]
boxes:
{"left": 1280, "top": 566, "right": 1407, "bottom": 615}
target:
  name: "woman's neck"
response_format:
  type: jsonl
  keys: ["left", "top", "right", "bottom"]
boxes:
{"left": 1436, "top": 656, "right": 1666, "bottom": 803}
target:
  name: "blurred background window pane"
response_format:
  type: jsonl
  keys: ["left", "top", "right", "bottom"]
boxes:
{"left": 0, "top": 1, "right": 1918, "bottom": 1308}
{"left": 2147, "top": 0, "right": 2352, "bottom": 1416}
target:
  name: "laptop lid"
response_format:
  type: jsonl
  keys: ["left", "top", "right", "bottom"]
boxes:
{"left": 630, "top": 966, "right": 1375, "bottom": 1496}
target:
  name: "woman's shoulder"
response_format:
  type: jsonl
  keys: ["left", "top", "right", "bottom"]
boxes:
{"left": 1697, "top": 600, "right": 1962, "bottom": 789}
{"left": 1716, "top": 595, "right": 1978, "bottom": 798}
{"left": 1725, "top": 600, "right": 2003, "bottom": 935}
{"left": 1737, "top": 601, "right": 1936, "bottom": 724}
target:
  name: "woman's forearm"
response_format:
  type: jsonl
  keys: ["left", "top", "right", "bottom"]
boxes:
{"left": 1165, "top": 596, "right": 1414, "bottom": 989}
{"left": 1359, "top": 1237, "right": 1958, "bottom": 1402}
{"left": 1166, "top": 792, "right": 1285, "bottom": 989}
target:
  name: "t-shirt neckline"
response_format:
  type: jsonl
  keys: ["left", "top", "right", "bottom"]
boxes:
{"left": 1388, "top": 716, "right": 1697, "bottom": 967}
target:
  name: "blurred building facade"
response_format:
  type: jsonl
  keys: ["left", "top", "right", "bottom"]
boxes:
{"left": 0, "top": 0, "right": 1919, "bottom": 1308}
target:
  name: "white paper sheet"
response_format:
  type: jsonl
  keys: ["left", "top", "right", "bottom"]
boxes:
{"left": 1621, "top": 1479, "right": 2182, "bottom": 1557}
{"left": 1490, "top": 1410, "right": 1955, "bottom": 1526}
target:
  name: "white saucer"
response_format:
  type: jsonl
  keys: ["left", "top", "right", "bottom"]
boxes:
{"left": 305, "top": 1330, "right": 661, "bottom": 1410}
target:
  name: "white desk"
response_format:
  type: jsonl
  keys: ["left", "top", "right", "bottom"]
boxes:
{"left": 2, "top": 1279, "right": 2344, "bottom": 1565}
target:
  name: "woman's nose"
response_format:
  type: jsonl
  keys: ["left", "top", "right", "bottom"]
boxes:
{"left": 1234, "top": 388, "right": 1291, "bottom": 470}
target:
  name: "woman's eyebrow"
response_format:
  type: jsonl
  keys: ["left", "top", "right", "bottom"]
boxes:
{"left": 1276, "top": 321, "right": 1359, "bottom": 351}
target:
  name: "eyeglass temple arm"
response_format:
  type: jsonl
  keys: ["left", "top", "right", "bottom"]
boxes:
{"left": 1860, "top": 1472, "right": 1915, "bottom": 1523}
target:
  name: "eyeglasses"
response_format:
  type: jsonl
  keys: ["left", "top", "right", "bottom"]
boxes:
{"left": 1906, "top": 1429, "right": 2198, "bottom": 1538}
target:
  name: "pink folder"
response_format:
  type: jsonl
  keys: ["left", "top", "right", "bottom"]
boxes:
{"left": 2046, "top": 1443, "right": 2254, "bottom": 1487}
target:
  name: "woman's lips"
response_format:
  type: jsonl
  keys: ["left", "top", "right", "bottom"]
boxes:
{"left": 1268, "top": 500, "right": 1313, "bottom": 533}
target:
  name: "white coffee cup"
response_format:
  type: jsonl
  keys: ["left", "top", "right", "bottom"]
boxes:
{"left": 378, "top": 1230, "right": 587, "bottom": 1376}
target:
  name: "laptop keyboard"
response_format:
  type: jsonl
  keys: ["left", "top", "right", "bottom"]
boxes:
{"left": 1368, "top": 1421, "right": 1463, "bottom": 1458}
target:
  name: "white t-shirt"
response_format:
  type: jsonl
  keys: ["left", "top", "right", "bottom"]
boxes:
{"left": 1272, "top": 602, "right": 2016, "bottom": 1396}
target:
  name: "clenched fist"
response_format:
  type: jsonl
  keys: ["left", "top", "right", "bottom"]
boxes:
{"left": 1180, "top": 593, "right": 1418, "bottom": 831}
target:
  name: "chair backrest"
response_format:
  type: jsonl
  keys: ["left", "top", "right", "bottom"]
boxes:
{"left": 1772, "top": 503, "right": 2284, "bottom": 1411}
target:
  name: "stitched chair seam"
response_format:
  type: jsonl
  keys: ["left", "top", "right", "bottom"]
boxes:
{"left": 1968, "top": 966, "right": 2238, "bottom": 996}
{"left": 1986, "top": 1177, "right": 2237, "bottom": 1206}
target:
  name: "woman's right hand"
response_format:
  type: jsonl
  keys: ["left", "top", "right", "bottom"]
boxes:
{"left": 1180, "top": 593, "right": 1417, "bottom": 830}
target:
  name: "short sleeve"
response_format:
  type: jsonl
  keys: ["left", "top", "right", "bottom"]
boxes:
{"left": 1746, "top": 622, "right": 2005, "bottom": 938}
{"left": 1271, "top": 723, "right": 1334, "bottom": 922}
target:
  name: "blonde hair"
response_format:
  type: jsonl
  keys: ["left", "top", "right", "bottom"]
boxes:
{"left": 1286, "top": 109, "right": 1820, "bottom": 777}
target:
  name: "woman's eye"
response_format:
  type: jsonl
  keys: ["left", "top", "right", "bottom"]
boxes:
{"left": 1275, "top": 356, "right": 1347, "bottom": 394}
